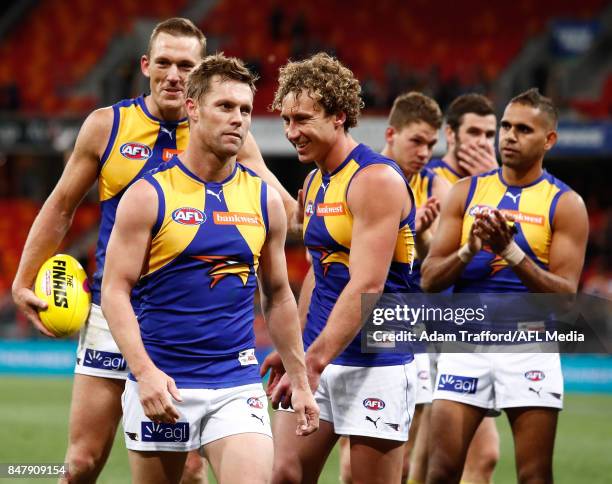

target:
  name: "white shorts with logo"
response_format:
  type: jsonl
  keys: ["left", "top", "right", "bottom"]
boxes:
{"left": 433, "top": 352, "right": 563, "bottom": 410}
{"left": 122, "top": 380, "right": 272, "bottom": 452}
{"left": 280, "top": 362, "right": 416, "bottom": 442}
{"left": 74, "top": 304, "right": 129, "bottom": 379}
{"left": 414, "top": 354, "right": 433, "bottom": 405}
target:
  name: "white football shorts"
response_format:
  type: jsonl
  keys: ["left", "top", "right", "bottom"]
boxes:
{"left": 433, "top": 352, "right": 563, "bottom": 410}
{"left": 414, "top": 353, "right": 433, "bottom": 405}
{"left": 279, "top": 361, "right": 417, "bottom": 442}
{"left": 122, "top": 380, "right": 272, "bottom": 452}
{"left": 74, "top": 304, "right": 129, "bottom": 379}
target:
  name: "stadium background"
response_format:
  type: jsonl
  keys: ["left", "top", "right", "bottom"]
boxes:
{"left": 0, "top": 0, "right": 610, "bottom": 482}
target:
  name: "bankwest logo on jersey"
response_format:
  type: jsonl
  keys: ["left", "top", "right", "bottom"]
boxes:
{"left": 120, "top": 142, "right": 152, "bottom": 161}
{"left": 469, "top": 205, "right": 544, "bottom": 226}
{"left": 141, "top": 422, "right": 189, "bottom": 442}
{"left": 213, "top": 211, "right": 261, "bottom": 226}
{"left": 83, "top": 349, "right": 127, "bottom": 371}
{"left": 172, "top": 207, "right": 206, "bottom": 225}
{"left": 437, "top": 374, "right": 478, "bottom": 394}
{"left": 162, "top": 148, "right": 182, "bottom": 162}
{"left": 316, "top": 203, "right": 345, "bottom": 216}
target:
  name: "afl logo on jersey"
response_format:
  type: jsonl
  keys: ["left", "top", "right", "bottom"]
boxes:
{"left": 120, "top": 142, "right": 152, "bottom": 161}
{"left": 172, "top": 207, "right": 206, "bottom": 225}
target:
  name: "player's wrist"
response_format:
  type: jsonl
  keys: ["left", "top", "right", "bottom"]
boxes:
{"left": 457, "top": 243, "right": 477, "bottom": 264}
{"left": 501, "top": 240, "right": 525, "bottom": 266}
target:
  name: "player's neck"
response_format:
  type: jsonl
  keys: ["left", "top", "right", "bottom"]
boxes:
{"left": 145, "top": 96, "right": 185, "bottom": 122}
{"left": 442, "top": 152, "right": 467, "bottom": 178}
{"left": 381, "top": 144, "right": 414, "bottom": 182}
{"left": 501, "top": 162, "right": 543, "bottom": 186}
{"left": 180, "top": 145, "right": 236, "bottom": 183}
{"left": 317, "top": 132, "right": 358, "bottom": 174}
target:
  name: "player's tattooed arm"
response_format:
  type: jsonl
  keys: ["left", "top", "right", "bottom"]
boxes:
{"left": 12, "top": 107, "right": 112, "bottom": 335}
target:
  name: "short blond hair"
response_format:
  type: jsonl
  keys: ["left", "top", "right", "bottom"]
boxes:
{"left": 272, "top": 53, "right": 363, "bottom": 130}
{"left": 148, "top": 18, "right": 206, "bottom": 58}
{"left": 186, "top": 54, "right": 258, "bottom": 103}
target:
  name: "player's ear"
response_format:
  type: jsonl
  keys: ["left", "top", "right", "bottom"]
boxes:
{"left": 543, "top": 130, "right": 557, "bottom": 152}
{"left": 141, "top": 55, "right": 151, "bottom": 78}
{"left": 185, "top": 97, "right": 198, "bottom": 122}
{"left": 384, "top": 126, "right": 396, "bottom": 144}
{"left": 445, "top": 125, "right": 456, "bottom": 146}
{"left": 334, "top": 112, "right": 346, "bottom": 129}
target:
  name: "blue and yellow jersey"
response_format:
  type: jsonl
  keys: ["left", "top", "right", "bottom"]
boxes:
{"left": 457, "top": 169, "right": 570, "bottom": 293}
{"left": 302, "top": 144, "right": 417, "bottom": 367}
{"left": 427, "top": 157, "right": 461, "bottom": 185}
{"left": 408, "top": 168, "right": 437, "bottom": 290}
{"left": 133, "top": 158, "right": 268, "bottom": 388}
{"left": 92, "top": 95, "right": 189, "bottom": 304}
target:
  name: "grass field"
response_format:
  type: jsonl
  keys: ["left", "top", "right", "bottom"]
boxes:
{"left": 0, "top": 377, "right": 610, "bottom": 483}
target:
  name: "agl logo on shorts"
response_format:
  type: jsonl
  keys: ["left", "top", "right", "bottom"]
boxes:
{"left": 83, "top": 349, "right": 127, "bottom": 371}
{"left": 172, "top": 207, "right": 206, "bottom": 225}
{"left": 363, "top": 398, "right": 386, "bottom": 410}
{"left": 141, "top": 422, "right": 189, "bottom": 442}
{"left": 438, "top": 374, "right": 478, "bottom": 394}
{"left": 120, "top": 142, "right": 152, "bottom": 161}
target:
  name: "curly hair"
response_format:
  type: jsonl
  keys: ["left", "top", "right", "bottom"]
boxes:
{"left": 271, "top": 53, "right": 363, "bottom": 130}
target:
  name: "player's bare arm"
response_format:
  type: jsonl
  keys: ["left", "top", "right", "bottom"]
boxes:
{"left": 258, "top": 185, "right": 319, "bottom": 435}
{"left": 492, "top": 191, "right": 588, "bottom": 293}
{"left": 101, "top": 179, "right": 182, "bottom": 424}
{"left": 238, "top": 131, "right": 298, "bottom": 227}
{"left": 304, "top": 164, "right": 409, "bottom": 373}
{"left": 260, "top": 170, "right": 315, "bottom": 395}
{"left": 12, "top": 107, "right": 113, "bottom": 335}
{"left": 421, "top": 178, "right": 483, "bottom": 292}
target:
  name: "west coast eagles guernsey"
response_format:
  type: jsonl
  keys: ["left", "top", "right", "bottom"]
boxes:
{"left": 133, "top": 158, "right": 268, "bottom": 388}
{"left": 92, "top": 95, "right": 189, "bottom": 304}
{"left": 427, "top": 157, "right": 461, "bottom": 185}
{"left": 408, "top": 168, "right": 437, "bottom": 290}
{"left": 302, "top": 144, "right": 418, "bottom": 367}
{"left": 457, "top": 169, "right": 570, "bottom": 293}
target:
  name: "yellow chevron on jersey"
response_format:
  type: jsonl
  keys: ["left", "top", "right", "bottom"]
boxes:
{"left": 408, "top": 168, "right": 437, "bottom": 207}
{"left": 458, "top": 169, "right": 570, "bottom": 292}
{"left": 426, "top": 157, "right": 461, "bottom": 185}
{"left": 302, "top": 144, "right": 417, "bottom": 367}
{"left": 99, "top": 96, "right": 189, "bottom": 202}
{"left": 144, "top": 159, "right": 267, "bottom": 277}
{"left": 91, "top": 95, "right": 188, "bottom": 305}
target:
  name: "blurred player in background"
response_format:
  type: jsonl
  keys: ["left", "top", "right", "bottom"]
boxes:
{"left": 420, "top": 93, "right": 501, "bottom": 484}
{"left": 338, "top": 91, "right": 450, "bottom": 484}
{"left": 269, "top": 52, "right": 418, "bottom": 484}
{"left": 11, "top": 18, "right": 294, "bottom": 484}
{"left": 428, "top": 93, "right": 498, "bottom": 184}
{"left": 421, "top": 88, "right": 588, "bottom": 483}
{"left": 102, "top": 54, "right": 318, "bottom": 484}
